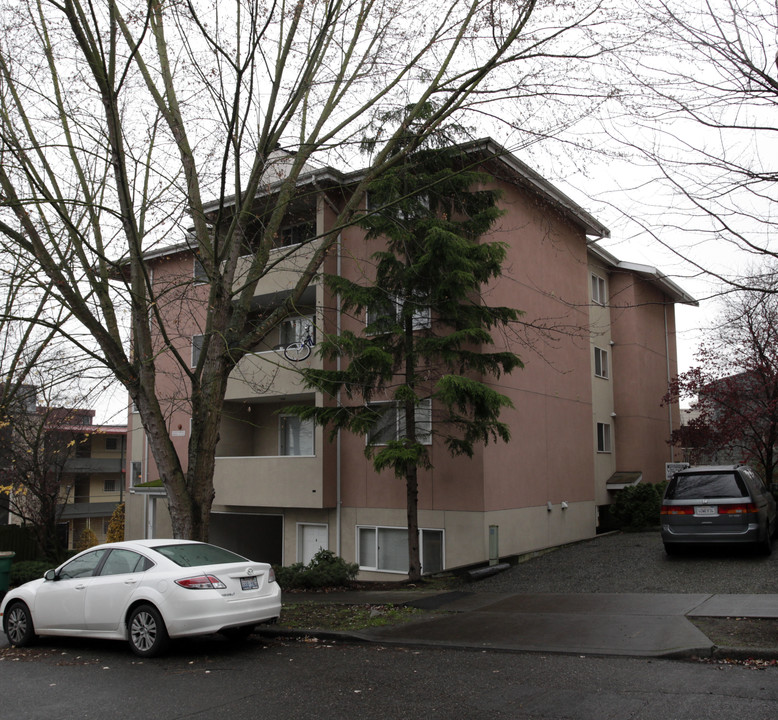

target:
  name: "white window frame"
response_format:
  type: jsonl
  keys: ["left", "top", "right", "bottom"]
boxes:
{"left": 279, "top": 414, "right": 315, "bottom": 456}
{"left": 366, "top": 293, "right": 431, "bottom": 333}
{"left": 366, "top": 399, "right": 432, "bottom": 446}
{"left": 594, "top": 346, "right": 609, "bottom": 379}
{"left": 357, "top": 525, "right": 444, "bottom": 574}
{"left": 280, "top": 315, "right": 314, "bottom": 346}
{"left": 591, "top": 273, "right": 607, "bottom": 305}
{"left": 597, "top": 422, "right": 612, "bottom": 453}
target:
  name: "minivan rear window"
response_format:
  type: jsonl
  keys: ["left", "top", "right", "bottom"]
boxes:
{"left": 665, "top": 472, "right": 748, "bottom": 500}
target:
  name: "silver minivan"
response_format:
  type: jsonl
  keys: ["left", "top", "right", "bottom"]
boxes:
{"left": 661, "top": 465, "right": 777, "bottom": 555}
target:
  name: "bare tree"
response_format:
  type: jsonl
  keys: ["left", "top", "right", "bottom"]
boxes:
{"left": 0, "top": 390, "right": 93, "bottom": 561}
{"left": 666, "top": 275, "right": 778, "bottom": 481}
{"left": 0, "top": 0, "right": 619, "bottom": 540}
{"left": 601, "top": 0, "right": 778, "bottom": 289}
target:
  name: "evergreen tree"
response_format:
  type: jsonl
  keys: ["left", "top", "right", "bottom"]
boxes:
{"left": 291, "top": 148, "right": 523, "bottom": 581}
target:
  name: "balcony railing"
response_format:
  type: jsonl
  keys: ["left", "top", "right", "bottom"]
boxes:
{"left": 61, "top": 457, "right": 124, "bottom": 474}
{"left": 213, "top": 454, "right": 326, "bottom": 509}
{"left": 225, "top": 349, "right": 321, "bottom": 401}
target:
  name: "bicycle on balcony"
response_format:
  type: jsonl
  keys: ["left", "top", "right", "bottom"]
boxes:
{"left": 283, "top": 325, "right": 315, "bottom": 362}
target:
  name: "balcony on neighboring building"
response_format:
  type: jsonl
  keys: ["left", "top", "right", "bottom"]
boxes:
{"left": 61, "top": 457, "right": 124, "bottom": 474}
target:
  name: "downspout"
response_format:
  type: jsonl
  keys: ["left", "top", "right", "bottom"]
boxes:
{"left": 336, "top": 232, "right": 342, "bottom": 556}
{"left": 664, "top": 303, "right": 675, "bottom": 462}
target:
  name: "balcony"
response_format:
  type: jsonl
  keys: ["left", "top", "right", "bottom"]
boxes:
{"left": 59, "top": 501, "right": 122, "bottom": 520}
{"left": 213, "top": 454, "right": 327, "bottom": 509}
{"left": 225, "top": 349, "right": 321, "bottom": 401}
{"left": 62, "top": 457, "right": 124, "bottom": 474}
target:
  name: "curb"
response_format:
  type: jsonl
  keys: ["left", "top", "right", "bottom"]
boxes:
{"left": 255, "top": 625, "right": 778, "bottom": 662}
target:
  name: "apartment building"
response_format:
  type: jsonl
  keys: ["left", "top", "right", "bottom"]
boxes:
{"left": 124, "top": 139, "right": 696, "bottom": 578}
{"left": 0, "top": 393, "right": 126, "bottom": 550}
{"left": 55, "top": 412, "right": 127, "bottom": 549}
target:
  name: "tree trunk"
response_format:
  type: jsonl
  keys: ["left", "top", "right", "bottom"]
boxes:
{"left": 406, "top": 464, "right": 421, "bottom": 582}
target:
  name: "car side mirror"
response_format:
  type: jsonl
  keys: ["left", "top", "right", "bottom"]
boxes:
{"left": 44, "top": 569, "right": 57, "bottom": 581}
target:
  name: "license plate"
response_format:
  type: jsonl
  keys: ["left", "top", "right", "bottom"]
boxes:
{"left": 695, "top": 505, "right": 718, "bottom": 516}
{"left": 240, "top": 576, "right": 259, "bottom": 591}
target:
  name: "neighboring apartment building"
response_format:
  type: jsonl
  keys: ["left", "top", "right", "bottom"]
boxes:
{"left": 55, "top": 412, "right": 127, "bottom": 549}
{"left": 124, "top": 139, "right": 696, "bottom": 578}
{"left": 1, "top": 393, "right": 127, "bottom": 549}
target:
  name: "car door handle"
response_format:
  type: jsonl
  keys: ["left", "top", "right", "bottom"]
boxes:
{"left": 124, "top": 579, "right": 139, "bottom": 585}
{"left": 75, "top": 584, "right": 87, "bottom": 591}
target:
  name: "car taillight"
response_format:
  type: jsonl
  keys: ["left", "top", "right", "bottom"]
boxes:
{"left": 175, "top": 575, "right": 227, "bottom": 590}
{"left": 268, "top": 568, "right": 276, "bottom": 584}
{"left": 718, "top": 503, "right": 758, "bottom": 515}
{"left": 661, "top": 505, "right": 693, "bottom": 515}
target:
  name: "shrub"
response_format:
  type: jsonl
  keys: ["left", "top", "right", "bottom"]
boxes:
{"left": 274, "top": 549, "right": 359, "bottom": 590}
{"left": 609, "top": 483, "right": 663, "bottom": 531}
{"left": 75, "top": 527, "right": 99, "bottom": 552}
{"left": 106, "top": 503, "right": 125, "bottom": 543}
{"left": 10, "top": 560, "right": 52, "bottom": 588}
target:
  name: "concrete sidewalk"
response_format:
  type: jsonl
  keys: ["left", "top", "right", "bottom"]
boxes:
{"left": 269, "top": 590, "right": 778, "bottom": 659}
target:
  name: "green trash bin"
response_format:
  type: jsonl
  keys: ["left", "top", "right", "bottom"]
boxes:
{"left": 0, "top": 551, "right": 15, "bottom": 595}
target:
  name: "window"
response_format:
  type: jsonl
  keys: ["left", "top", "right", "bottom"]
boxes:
{"left": 58, "top": 549, "right": 108, "bottom": 579}
{"left": 594, "top": 347, "right": 609, "bottom": 379}
{"left": 597, "top": 422, "right": 612, "bottom": 453}
{"left": 149, "top": 542, "right": 248, "bottom": 566}
{"left": 279, "top": 415, "right": 314, "bottom": 456}
{"left": 99, "top": 549, "right": 152, "bottom": 576}
{"left": 131, "top": 461, "right": 142, "bottom": 487}
{"left": 280, "top": 316, "right": 314, "bottom": 346}
{"left": 366, "top": 294, "right": 430, "bottom": 333}
{"left": 105, "top": 437, "right": 118, "bottom": 451}
{"left": 193, "top": 258, "right": 208, "bottom": 284}
{"left": 367, "top": 399, "right": 432, "bottom": 446}
{"left": 358, "top": 526, "right": 443, "bottom": 573}
{"left": 591, "top": 273, "right": 607, "bottom": 305}
{"left": 279, "top": 221, "right": 315, "bottom": 248}
{"left": 192, "top": 334, "right": 204, "bottom": 366}
{"left": 104, "top": 477, "right": 119, "bottom": 493}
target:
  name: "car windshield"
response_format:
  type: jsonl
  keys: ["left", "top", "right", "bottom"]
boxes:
{"left": 665, "top": 472, "right": 748, "bottom": 500}
{"left": 149, "top": 543, "right": 248, "bottom": 567}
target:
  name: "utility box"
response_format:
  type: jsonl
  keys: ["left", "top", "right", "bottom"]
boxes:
{"left": 488, "top": 525, "right": 499, "bottom": 566}
{"left": 0, "top": 551, "right": 15, "bottom": 595}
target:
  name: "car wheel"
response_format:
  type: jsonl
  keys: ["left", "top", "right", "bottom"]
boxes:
{"left": 220, "top": 625, "right": 255, "bottom": 641}
{"left": 3, "top": 601, "right": 36, "bottom": 647}
{"left": 128, "top": 604, "right": 170, "bottom": 658}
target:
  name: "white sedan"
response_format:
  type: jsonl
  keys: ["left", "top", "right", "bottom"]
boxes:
{"left": 0, "top": 539, "right": 281, "bottom": 657}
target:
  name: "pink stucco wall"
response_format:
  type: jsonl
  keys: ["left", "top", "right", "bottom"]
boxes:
{"left": 609, "top": 272, "right": 681, "bottom": 484}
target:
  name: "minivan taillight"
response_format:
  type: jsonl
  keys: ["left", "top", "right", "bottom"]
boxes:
{"left": 175, "top": 575, "right": 227, "bottom": 590}
{"left": 718, "top": 503, "right": 758, "bottom": 515}
{"left": 661, "top": 505, "right": 694, "bottom": 515}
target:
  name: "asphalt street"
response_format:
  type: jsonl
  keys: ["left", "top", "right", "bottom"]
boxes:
{"left": 2, "top": 636, "right": 778, "bottom": 720}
